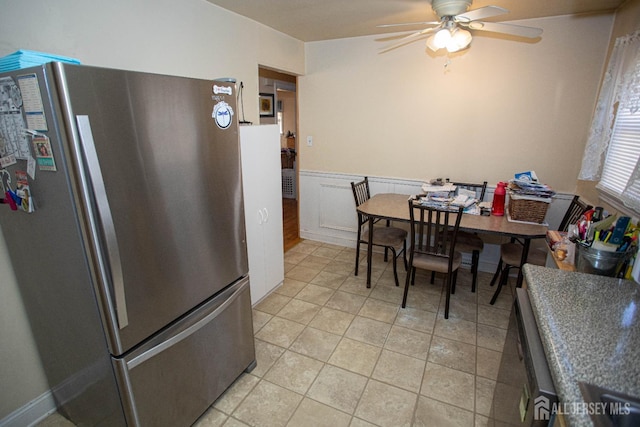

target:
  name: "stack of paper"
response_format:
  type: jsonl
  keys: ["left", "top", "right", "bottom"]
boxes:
{"left": 0, "top": 50, "right": 81, "bottom": 72}
{"left": 421, "top": 182, "right": 456, "bottom": 193}
{"left": 450, "top": 194, "right": 476, "bottom": 208}
{"left": 508, "top": 180, "right": 555, "bottom": 199}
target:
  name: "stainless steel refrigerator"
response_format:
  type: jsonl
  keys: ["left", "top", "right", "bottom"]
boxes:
{"left": 0, "top": 63, "right": 255, "bottom": 426}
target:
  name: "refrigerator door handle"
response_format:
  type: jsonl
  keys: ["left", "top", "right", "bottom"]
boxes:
{"left": 126, "top": 278, "right": 247, "bottom": 370}
{"left": 76, "top": 115, "right": 129, "bottom": 330}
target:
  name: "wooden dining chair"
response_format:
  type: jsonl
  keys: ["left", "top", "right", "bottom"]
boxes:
{"left": 351, "top": 177, "right": 407, "bottom": 286}
{"left": 489, "top": 194, "right": 591, "bottom": 305}
{"left": 558, "top": 195, "right": 592, "bottom": 232}
{"left": 488, "top": 237, "right": 546, "bottom": 305}
{"left": 402, "top": 197, "right": 463, "bottom": 319}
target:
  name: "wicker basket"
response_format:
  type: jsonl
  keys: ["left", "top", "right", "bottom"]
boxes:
{"left": 507, "top": 192, "right": 551, "bottom": 223}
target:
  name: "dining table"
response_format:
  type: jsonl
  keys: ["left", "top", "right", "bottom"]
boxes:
{"left": 356, "top": 193, "right": 548, "bottom": 289}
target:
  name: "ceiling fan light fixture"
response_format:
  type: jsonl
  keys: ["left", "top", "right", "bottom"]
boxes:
{"left": 380, "top": 2, "right": 542, "bottom": 55}
{"left": 426, "top": 27, "right": 471, "bottom": 53}
{"left": 432, "top": 28, "right": 452, "bottom": 49}
{"left": 447, "top": 28, "right": 472, "bottom": 52}
{"left": 426, "top": 35, "right": 439, "bottom": 52}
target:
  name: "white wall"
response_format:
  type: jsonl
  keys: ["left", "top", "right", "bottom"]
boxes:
{"left": 0, "top": 229, "right": 49, "bottom": 422}
{"left": 0, "top": 0, "right": 304, "bottom": 124}
{"left": 297, "top": 13, "right": 613, "bottom": 194}
{"left": 0, "top": 0, "right": 304, "bottom": 421}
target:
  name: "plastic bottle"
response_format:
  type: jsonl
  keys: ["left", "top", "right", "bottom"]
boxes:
{"left": 492, "top": 182, "right": 507, "bottom": 216}
{"left": 591, "top": 206, "right": 603, "bottom": 223}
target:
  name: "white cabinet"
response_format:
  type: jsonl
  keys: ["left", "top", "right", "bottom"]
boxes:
{"left": 240, "top": 125, "right": 284, "bottom": 305}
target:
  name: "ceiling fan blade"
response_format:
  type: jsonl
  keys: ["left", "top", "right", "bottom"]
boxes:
{"left": 456, "top": 5, "right": 508, "bottom": 22}
{"left": 378, "top": 27, "right": 439, "bottom": 54}
{"left": 375, "top": 32, "right": 424, "bottom": 42}
{"left": 467, "top": 21, "right": 543, "bottom": 38}
{"left": 377, "top": 21, "right": 440, "bottom": 28}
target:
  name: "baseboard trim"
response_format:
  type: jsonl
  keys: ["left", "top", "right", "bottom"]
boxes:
{"left": 0, "top": 390, "right": 57, "bottom": 427}
{"left": 300, "top": 230, "right": 355, "bottom": 248}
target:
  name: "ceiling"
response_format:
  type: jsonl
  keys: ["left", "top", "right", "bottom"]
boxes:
{"left": 206, "top": 0, "right": 624, "bottom": 42}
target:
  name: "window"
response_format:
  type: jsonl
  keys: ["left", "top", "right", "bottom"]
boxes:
{"left": 580, "top": 30, "right": 640, "bottom": 213}
{"left": 598, "top": 95, "right": 640, "bottom": 202}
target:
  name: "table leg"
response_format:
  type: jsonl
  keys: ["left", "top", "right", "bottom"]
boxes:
{"left": 517, "top": 238, "right": 530, "bottom": 287}
{"left": 366, "top": 217, "right": 374, "bottom": 288}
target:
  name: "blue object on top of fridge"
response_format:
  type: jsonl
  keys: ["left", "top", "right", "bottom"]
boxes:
{"left": 0, "top": 49, "right": 80, "bottom": 71}
{"left": 0, "top": 62, "right": 255, "bottom": 426}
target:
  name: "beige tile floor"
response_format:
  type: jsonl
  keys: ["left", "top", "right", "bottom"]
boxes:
{"left": 195, "top": 240, "right": 515, "bottom": 427}
{"left": 40, "top": 239, "right": 516, "bottom": 427}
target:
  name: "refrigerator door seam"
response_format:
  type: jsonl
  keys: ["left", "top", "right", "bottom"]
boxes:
{"left": 126, "top": 278, "right": 247, "bottom": 369}
{"left": 112, "top": 356, "right": 141, "bottom": 426}
{"left": 76, "top": 115, "right": 129, "bottom": 330}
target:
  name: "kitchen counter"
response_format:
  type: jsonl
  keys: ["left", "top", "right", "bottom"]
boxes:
{"left": 523, "top": 264, "right": 640, "bottom": 426}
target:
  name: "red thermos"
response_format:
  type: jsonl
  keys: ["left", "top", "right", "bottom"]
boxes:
{"left": 492, "top": 182, "right": 507, "bottom": 216}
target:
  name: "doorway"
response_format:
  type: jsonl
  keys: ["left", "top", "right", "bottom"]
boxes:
{"left": 258, "top": 67, "right": 300, "bottom": 251}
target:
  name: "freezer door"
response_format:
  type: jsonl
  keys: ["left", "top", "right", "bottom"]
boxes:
{"left": 53, "top": 64, "right": 248, "bottom": 353}
{"left": 112, "top": 277, "right": 255, "bottom": 427}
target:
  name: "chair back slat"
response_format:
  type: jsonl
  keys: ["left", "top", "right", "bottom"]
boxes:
{"left": 559, "top": 195, "right": 592, "bottom": 232}
{"left": 351, "top": 177, "right": 372, "bottom": 227}
{"left": 408, "top": 198, "right": 463, "bottom": 264}
{"left": 352, "top": 177, "right": 370, "bottom": 207}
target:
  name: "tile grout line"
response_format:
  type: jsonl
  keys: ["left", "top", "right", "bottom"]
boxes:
{"left": 236, "top": 240, "right": 511, "bottom": 426}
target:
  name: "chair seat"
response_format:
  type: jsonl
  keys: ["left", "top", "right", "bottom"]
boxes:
{"left": 364, "top": 225, "right": 408, "bottom": 247}
{"left": 443, "top": 229, "right": 483, "bottom": 293}
{"left": 500, "top": 243, "right": 547, "bottom": 267}
{"left": 352, "top": 177, "right": 408, "bottom": 288}
{"left": 413, "top": 251, "right": 462, "bottom": 274}
{"left": 453, "top": 231, "right": 484, "bottom": 253}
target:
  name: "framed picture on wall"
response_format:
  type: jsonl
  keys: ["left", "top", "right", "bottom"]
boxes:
{"left": 259, "top": 93, "right": 274, "bottom": 117}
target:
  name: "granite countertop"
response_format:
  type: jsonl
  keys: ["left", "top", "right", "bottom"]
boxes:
{"left": 523, "top": 264, "right": 640, "bottom": 426}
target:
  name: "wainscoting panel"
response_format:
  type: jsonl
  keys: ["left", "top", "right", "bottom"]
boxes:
{"left": 319, "top": 181, "right": 356, "bottom": 233}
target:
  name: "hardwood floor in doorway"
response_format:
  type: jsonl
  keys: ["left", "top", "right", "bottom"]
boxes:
{"left": 282, "top": 198, "right": 300, "bottom": 252}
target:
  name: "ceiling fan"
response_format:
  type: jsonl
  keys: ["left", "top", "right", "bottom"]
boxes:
{"left": 378, "top": 0, "right": 543, "bottom": 54}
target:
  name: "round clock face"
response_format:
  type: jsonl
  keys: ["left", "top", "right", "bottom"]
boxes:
{"left": 213, "top": 101, "right": 234, "bottom": 129}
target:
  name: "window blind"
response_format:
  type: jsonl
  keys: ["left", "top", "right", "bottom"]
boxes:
{"left": 581, "top": 30, "right": 640, "bottom": 213}
{"left": 599, "top": 100, "right": 640, "bottom": 193}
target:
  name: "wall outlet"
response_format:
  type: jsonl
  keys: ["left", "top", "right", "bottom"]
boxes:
{"left": 306, "top": 136, "right": 313, "bottom": 146}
